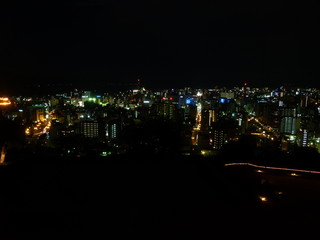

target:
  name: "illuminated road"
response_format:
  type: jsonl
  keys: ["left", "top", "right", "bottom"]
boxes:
{"left": 247, "top": 116, "right": 278, "bottom": 140}
{"left": 225, "top": 163, "right": 320, "bottom": 227}
{"left": 191, "top": 102, "right": 202, "bottom": 145}
{"left": 1, "top": 157, "right": 320, "bottom": 233}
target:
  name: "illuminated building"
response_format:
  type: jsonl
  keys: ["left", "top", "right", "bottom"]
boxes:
{"left": 81, "top": 91, "right": 92, "bottom": 103}
{"left": 36, "top": 108, "right": 46, "bottom": 122}
{"left": 26, "top": 106, "right": 47, "bottom": 123}
{"left": 220, "top": 92, "right": 235, "bottom": 99}
{"left": 156, "top": 102, "right": 178, "bottom": 120}
{"left": 302, "top": 129, "right": 308, "bottom": 147}
{"left": 280, "top": 107, "right": 300, "bottom": 135}
{"left": 80, "top": 120, "right": 99, "bottom": 138}
{"left": 50, "top": 121, "right": 75, "bottom": 139}
{"left": 297, "top": 129, "right": 309, "bottom": 147}
{"left": 201, "top": 109, "right": 216, "bottom": 131}
{"left": 106, "top": 121, "right": 120, "bottom": 140}
{"left": 212, "top": 129, "right": 225, "bottom": 150}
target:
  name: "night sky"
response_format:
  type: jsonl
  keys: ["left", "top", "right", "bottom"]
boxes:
{"left": 0, "top": 1, "right": 318, "bottom": 94}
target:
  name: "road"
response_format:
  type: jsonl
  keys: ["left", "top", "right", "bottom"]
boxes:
{"left": 191, "top": 102, "right": 202, "bottom": 145}
{"left": 1, "top": 158, "right": 320, "bottom": 236}
{"left": 225, "top": 164, "right": 320, "bottom": 229}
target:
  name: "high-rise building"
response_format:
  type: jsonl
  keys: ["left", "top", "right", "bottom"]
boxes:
{"left": 201, "top": 109, "right": 216, "bottom": 131}
{"left": 280, "top": 107, "right": 300, "bottom": 135}
{"left": 106, "top": 121, "right": 120, "bottom": 140}
{"left": 212, "top": 129, "right": 225, "bottom": 150}
{"left": 26, "top": 106, "right": 46, "bottom": 123}
{"left": 302, "top": 129, "right": 308, "bottom": 147}
{"left": 156, "top": 102, "right": 178, "bottom": 120}
{"left": 297, "top": 129, "right": 309, "bottom": 147}
{"left": 80, "top": 120, "right": 99, "bottom": 138}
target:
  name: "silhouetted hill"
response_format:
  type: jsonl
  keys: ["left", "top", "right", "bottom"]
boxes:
{"left": 0, "top": 154, "right": 266, "bottom": 234}
{"left": 1, "top": 153, "right": 319, "bottom": 237}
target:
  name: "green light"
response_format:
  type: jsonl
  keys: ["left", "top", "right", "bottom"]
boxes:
{"left": 100, "top": 151, "right": 112, "bottom": 157}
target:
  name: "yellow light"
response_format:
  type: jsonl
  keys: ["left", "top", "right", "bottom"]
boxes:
{"left": 256, "top": 170, "right": 263, "bottom": 173}
{"left": 0, "top": 97, "right": 11, "bottom": 106}
{"left": 0, "top": 145, "right": 6, "bottom": 163}
{"left": 259, "top": 196, "right": 267, "bottom": 202}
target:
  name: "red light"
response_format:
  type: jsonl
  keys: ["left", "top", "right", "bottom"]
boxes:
{"left": 162, "top": 97, "right": 165, "bottom": 100}
{"left": 244, "top": 82, "right": 248, "bottom": 86}
{"left": 169, "top": 97, "right": 173, "bottom": 100}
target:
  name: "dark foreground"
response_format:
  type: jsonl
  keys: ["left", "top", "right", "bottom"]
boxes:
{"left": 1, "top": 155, "right": 320, "bottom": 237}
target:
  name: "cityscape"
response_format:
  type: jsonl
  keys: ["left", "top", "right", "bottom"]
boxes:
{"left": 1, "top": 0, "right": 319, "bottom": 236}
{"left": 2, "top": 82, "right": 320, "bottom": 234}
{"left": 2, "top": 83, "right": 320, "bottom": 164}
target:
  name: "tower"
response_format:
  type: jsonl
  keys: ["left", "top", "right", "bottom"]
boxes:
{"left": 136, "top": 78, "right": 141, "bottom": 89}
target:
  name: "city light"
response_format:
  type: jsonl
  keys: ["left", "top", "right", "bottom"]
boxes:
{"left": 1, "top": 86, "right": 320, "bottom": 174}
{"left": 0, "top": 97, "right": 11, "bottom": 106}
{"left": 1, "top": 4, "right": 320, "bottom": 230}
{"left": 225, "top": 162, "right": 320, "bottom": 175}
{"left": 25, "top": 128, "right": 31, "bottom": 135}
{"left": 259, "top": 196, "right": 268, "bottom": 202}
{"left": 0, "top": 145, "right": 6, "bottom": 163}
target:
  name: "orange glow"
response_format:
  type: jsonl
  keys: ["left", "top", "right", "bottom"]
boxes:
{"left": 0, "top": 145, "right": 6, "bottom": 163}
{"left": 0, "top": 97, "right": 11, "bottom": 106}
{"left": 259, "top": 196, "right": 267, "bottom": 202}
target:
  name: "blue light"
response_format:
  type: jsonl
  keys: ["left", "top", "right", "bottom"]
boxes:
{"left": 219, "top": 98, "right": 226, "bottom": 103}
{"left": 186, "top": 99, "right": 192, "bottom": 105}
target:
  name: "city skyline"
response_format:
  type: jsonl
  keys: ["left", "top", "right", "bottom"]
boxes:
{"left": 1, "top": 1, "right": 320, "bottom": 233}
{"left": 2, "top": 77, "right": 320, "bottom": 232}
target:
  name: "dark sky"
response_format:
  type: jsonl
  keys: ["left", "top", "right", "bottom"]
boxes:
{"left": 0, "top": 1, "right": 319, "bottom": 94}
